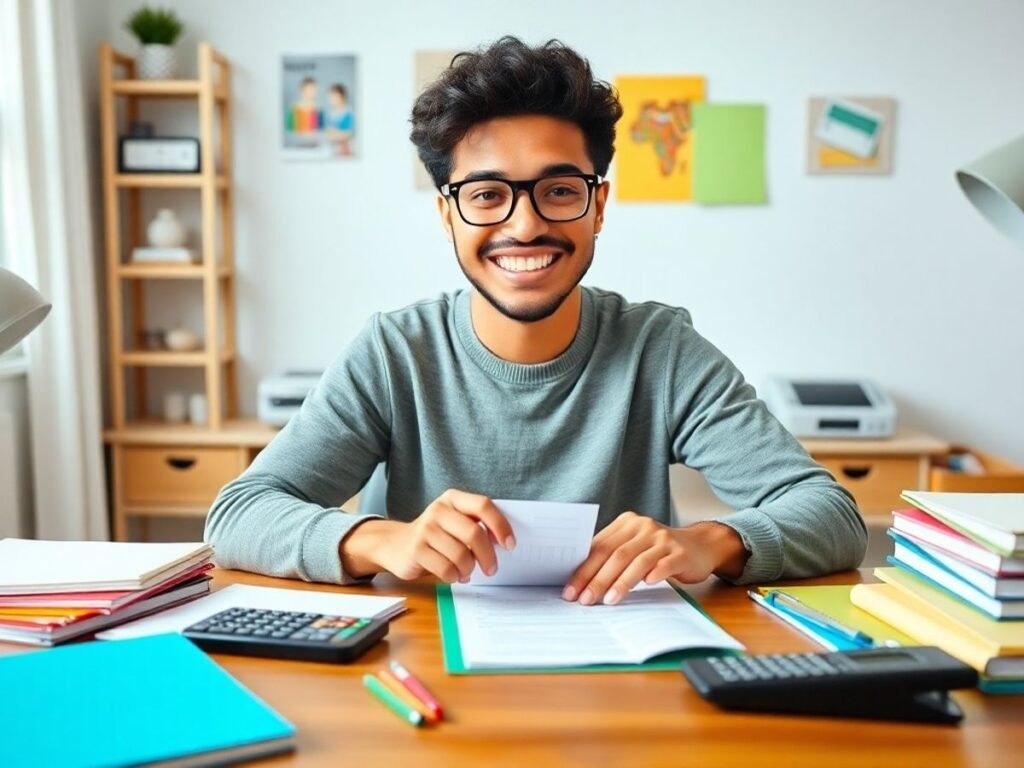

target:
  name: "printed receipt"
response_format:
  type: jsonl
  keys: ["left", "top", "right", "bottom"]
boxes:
{"left": 468, "top": 499, "right": 599, "bottom": 586}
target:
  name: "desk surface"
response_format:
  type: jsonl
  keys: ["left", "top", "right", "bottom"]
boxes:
{"left": 6, "top": 569, "right": 1023, "bottom": 767}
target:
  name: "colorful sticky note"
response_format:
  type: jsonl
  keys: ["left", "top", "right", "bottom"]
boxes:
{"left": 613, "top": 76, "right": 706, "bottom": 202}
{"left": 691, "top": 103, "right": 766, "bottom": 205}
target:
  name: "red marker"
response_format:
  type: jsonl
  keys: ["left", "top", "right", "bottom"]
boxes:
{"left": 389, "top": 661, "right": 444, "bottom": 721}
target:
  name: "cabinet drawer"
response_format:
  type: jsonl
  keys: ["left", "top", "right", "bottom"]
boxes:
{"left": 123, "top": 447, "right": 244, "bottom": 505}
{"left": 816, "top": 456, "right": 921, "bottom": 517}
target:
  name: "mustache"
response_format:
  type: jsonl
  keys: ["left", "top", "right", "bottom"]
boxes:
{"left": 478, "top": 235, "right": 575, "bottom": 258}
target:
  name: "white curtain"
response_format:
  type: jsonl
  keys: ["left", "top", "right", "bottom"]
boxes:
{"left": 0, "top": 0, "right": 108, "bottom": 539}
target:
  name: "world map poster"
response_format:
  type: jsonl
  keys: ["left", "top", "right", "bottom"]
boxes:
{"left": 613, "top": 76, "right": 706, "bottom": 201}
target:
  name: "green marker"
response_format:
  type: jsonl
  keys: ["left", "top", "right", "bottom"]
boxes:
{"left": 363, "top": 674, "right": 424, "bottom": 727}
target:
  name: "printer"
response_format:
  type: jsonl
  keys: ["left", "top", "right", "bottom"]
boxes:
{"left": 257, "top": 370, "right": 323, "bottom": 426}
{"left": 762, "top": 377, "right": 897, "bottom": 438}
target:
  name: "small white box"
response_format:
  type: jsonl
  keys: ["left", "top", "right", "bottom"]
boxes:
{"left": 130, "top": 247, "right": 198, "bottom": 264}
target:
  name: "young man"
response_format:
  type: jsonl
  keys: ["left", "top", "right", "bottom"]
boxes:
{"left": 206, "top": 37, "right": 866, "bottom": 605}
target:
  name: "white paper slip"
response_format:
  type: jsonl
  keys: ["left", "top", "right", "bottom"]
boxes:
{"left": 96, "top": 584, "right": 406, "bottom": 641}
{"left": 468, "top": 500, "right": 599, "bottom": 586}
{"left": 451, "top": 581, "right": 744, "bottom": 668}
{"left": 0, "top": 539, "right": 212, "bottom": 594}
{"left": 815, "top": 98, "right": 885, "bottom": 159}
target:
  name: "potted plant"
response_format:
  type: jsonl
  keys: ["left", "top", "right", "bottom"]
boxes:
{"left": 124, "top": 6, "right": 184, "bottom": 80}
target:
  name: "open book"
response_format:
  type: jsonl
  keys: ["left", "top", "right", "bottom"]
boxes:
{"left": 449, "top": 581, "right": 743, "bottom": 670}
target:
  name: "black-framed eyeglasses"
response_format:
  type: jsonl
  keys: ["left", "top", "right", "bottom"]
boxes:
{"left": 439, "top": 173, "right": 603, "bottom": 226}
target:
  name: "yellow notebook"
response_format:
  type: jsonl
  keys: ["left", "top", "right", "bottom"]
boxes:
{"left": 850, "top": 567, "right": 1024, "bottom": 677}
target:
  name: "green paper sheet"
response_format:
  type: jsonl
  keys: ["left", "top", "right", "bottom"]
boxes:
{"left": 692, "top": 103, "right": 766, "bottom": 204}
{"left": 436, "top": 584, "right": 737, "bottom": 675}
{"left": 756, "top": 584, "right": 916, "bottom": 647}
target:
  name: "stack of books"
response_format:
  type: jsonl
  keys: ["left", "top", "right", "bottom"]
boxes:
{"left": 850, "top": 491, "right": 1024, "bottom": 693}
{"left": 0, "top": 539, "right": 213, "bottom": 646}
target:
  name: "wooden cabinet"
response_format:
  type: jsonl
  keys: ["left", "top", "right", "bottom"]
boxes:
{"left": 106, "top": 421, "right": 277, "bottom": 539}
{"left": 800, "top": 428, "right": 951, "bottom": 518}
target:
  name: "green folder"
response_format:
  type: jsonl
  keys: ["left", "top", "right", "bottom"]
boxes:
{"left": 437, "top": 584, "right": 737, "bottom": 675}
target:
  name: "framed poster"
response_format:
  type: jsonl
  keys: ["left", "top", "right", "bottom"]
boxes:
{"left": 281, "top": 54, "right": 357, "bottom": 160}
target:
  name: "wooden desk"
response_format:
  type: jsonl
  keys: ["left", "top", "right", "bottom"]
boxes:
{"left": 118, "top": 568, "right": 1022, "bottom": 768}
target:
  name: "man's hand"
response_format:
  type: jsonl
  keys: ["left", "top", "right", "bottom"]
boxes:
{"left": 339, "top": 489, "right": 516, "bottom": 582}
{"left": 562, "top": 512, "right": 749, "bottom": 606}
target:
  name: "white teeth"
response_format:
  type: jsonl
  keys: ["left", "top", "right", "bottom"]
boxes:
{"left": 495, "top": 253, "right": 557, "bottom": 273}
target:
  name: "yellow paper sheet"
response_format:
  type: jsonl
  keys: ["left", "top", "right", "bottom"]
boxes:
{"left": 614, "top": 76, "right": 705, "bottom": 201}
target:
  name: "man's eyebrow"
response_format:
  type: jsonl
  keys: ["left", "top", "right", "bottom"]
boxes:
{"left": 456, "top": 163, "right": 588, "bottom": 184}
{"left": 460, "top": 170, "right": 510, "bottom": 182}
{"left": 539, "top": 163, "right": 586, "bottom": 176}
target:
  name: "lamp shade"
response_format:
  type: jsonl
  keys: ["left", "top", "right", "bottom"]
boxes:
{"left": 0, "top": 266, "right": 51, "bottom": 354}
{"left": 956, "top": 133, "right": 1024, "bottom": 248}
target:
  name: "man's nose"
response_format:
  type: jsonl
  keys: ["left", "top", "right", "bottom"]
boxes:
{"left": 502, "top": 190, "right": 549, "bottom": 241}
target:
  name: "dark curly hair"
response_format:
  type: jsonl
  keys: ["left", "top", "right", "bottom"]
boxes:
{"left": 410, "top": 36, "right": 623, "bottom": 188}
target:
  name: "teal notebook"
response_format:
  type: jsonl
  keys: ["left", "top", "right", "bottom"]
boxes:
{"left": 437, "top": 584, "right": 736, "bottom": 675}
{"left": 0, "top": 633, "right": 295, "bottom": 768}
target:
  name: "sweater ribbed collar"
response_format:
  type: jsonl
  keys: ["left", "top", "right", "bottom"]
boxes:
{"left": 453, "top": 287, "right": 597, "bottom": 385}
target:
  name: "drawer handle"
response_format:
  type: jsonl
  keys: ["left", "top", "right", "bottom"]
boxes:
{"left": 166, "top": 456, "right": 197, "bottom": 471}
{"left": 840, "top": 466, "right": 872, "bottom": 480}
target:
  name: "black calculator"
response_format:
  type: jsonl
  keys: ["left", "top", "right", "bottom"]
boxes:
{"left": 183, "top": 607, "right": 388, "bottom": 663}
{"left": 681, "top": 646, "right": 978, "bottom": 724}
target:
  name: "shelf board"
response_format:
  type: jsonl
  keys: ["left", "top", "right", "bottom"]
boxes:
{"left": 111, "top": 79, "right": 227, "bottom": 101}
{"left": 117, "top": 263, "right": 230, "bottom": 279}
{"left": 105, "top": 418, "right": 279, "bottom": 447}
{"left": 120, "top": 349, "right": 236, "bottom": 367}
{"left": 114, "top": 174, "right": 228, "bottom": 189}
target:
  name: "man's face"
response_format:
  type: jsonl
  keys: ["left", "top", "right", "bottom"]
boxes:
{"left": 300, "top": 81, "right": 317, "bottom": 104}
{"left": 438, "top": 115, "right": 608, "bottom": 323}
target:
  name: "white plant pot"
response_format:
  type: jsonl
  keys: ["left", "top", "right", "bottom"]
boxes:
{"left": 137, "top": 44, "right": 177, "bottom": 80}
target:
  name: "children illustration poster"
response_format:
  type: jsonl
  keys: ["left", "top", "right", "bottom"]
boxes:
{"left": 281, "top": 54, "right": 357, "bottom": 160}
{"left": 613, "top": 76, "right": 706, "bottom": 201}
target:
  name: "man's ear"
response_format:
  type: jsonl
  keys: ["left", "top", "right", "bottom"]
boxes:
{"left": 593, "top": 179, "right": 610, "bottom": 236}
{"left": 436, "top": 194, "right": 454, "bottom": 242}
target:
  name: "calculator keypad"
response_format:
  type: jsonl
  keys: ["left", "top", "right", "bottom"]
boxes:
{"left": 705, "top": 653, "right": 841, "bottom": 683}
{"left": 187, "top": 608, "right": 371, "bottom": 644}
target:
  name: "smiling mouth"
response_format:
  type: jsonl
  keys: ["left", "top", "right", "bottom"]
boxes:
{"left": 489, "top": 252, "right": 563, "bottom": 273}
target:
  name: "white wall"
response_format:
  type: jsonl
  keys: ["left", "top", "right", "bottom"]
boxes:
{"left": 90, "top": 0, "right": 1024, "bottom": 463}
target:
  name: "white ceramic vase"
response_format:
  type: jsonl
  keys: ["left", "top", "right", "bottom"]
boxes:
{"left": 164, "top": 327, "right": 200, "bottom": 352}
{"left": 137, "top": 44, "right": 177, "bottom": 80}
{"left": 147, "top": 209, "right": 187, "bottom": 248}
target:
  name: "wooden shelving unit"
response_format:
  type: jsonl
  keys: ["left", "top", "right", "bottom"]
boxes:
{"left": 99, "top": 42, "right": 276, "bottom": 540}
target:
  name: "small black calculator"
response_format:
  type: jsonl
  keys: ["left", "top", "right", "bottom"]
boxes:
{"left": 681, "top": 646, "right": 978, "bottom": 723}
{"left": 183, "top": 607, "right": 388, "bottom": 663}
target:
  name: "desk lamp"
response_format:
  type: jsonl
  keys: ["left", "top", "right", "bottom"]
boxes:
{"left": 956, "top": 134, "right": 1024, "bottom": 247}
{"left": 0, "top": 266, "right": 51, "bottom": 354}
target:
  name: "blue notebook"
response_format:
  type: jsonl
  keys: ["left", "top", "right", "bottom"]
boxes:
{"left": 0, "top": 633, "right": 295, "bottom": 768}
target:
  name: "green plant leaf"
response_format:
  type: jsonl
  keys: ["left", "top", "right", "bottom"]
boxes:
{"left": 124, "top": 5, "right": 184, "bottom": 45}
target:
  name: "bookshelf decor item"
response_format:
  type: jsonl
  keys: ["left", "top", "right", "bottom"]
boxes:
{"left": 124, "top": 6, "right": 185, "bottom": 80}
{"left": 119, "top": 136, "right": 200, "bottom": 173}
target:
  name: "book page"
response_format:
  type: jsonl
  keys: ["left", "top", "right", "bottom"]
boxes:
{"left": 451, "top": 581, "right": 743, "bottom": 668}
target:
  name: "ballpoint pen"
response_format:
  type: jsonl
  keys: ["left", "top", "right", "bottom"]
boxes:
{"left": 762, "top": 590, "right": 876, "bottom": 647}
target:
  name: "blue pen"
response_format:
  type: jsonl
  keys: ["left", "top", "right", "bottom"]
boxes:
{"left": 763, "top": 590, "right": 875, "bottom": 647}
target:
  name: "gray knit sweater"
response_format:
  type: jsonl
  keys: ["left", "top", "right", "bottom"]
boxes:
{"left": 205, "top": 287, "right": 866, "bottom": 585}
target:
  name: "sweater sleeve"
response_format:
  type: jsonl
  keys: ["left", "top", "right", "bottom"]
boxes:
{"left": 204, "top": 315, "right": 392, "bottom": 584}
{"left": 664, "top": 315, "right": 867, "bottom": 584}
